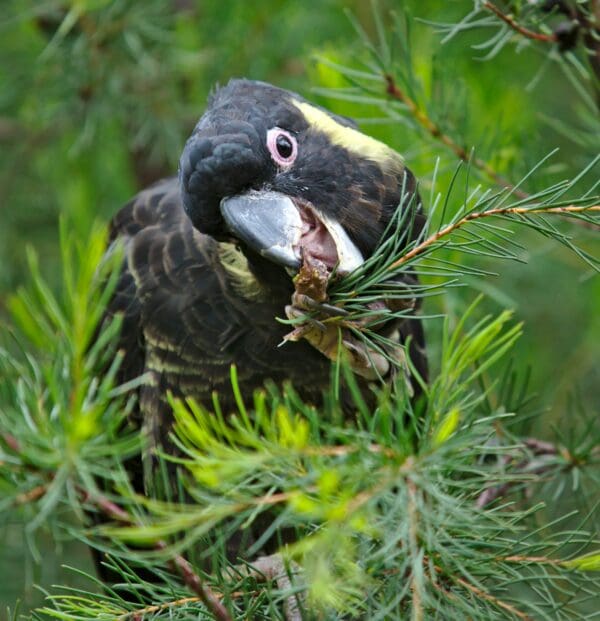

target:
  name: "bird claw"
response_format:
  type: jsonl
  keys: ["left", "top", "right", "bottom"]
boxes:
{"left": 290, "top": 292, "right": 349, "bottom": 317}
{"left": 284, "top": 302, "right": 390, "bottom": 380}
{"left": 284, "top": 254, "right": 398, "bottom": 379}
{"left": 342, "top": 336, "right": 390, "bottom": 380}
{"left": 283, "top": 304, "right": 327, "bottom": 344}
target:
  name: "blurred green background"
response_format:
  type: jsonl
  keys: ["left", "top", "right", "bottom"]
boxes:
{"left": 1, "top": 0, "right": 598, "bottom": 615}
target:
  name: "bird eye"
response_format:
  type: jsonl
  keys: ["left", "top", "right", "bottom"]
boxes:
{"left": 267, "top": 128, "right": 297, "bottom": 168}
{"left": 276, "top": 134, "right": 293, "bottom": 158}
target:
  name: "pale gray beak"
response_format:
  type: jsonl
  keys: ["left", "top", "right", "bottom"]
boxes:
{"left": 220, "top": 190, "right": 363, "bottom": 274}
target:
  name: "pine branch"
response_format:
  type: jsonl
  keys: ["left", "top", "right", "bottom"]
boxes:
{"left": 116, "top": 597, "right": 202, "bottom": 620}
{"left": 3, "top": 432, "right": 232, "bottom": 621}
{"left": 383, "top": 74, "right": 599, "bottom": 231}
{"left": 434, "top": 1, "right": 599, "bottom": 105}
{"left": 5, "top": 303, "right": 600, "bottom": 618}
{"left": 476, "top": 435, "right": 599, "bottom": 508}
{"left": 98, "top": 503, "right": 231, "bottom": 621}
{"left": 407, "top": 475, "right": 423, "bottom": 621}
{"left": 160, "top": 544, "right": 232, "bottom": 621}
{"left": 450, "top": 571, "right": 532, "bottom": 620}
{"left": 3, "top": 4, "right": 599, "bottom": 619}
{"left": 14, "top": 484, "right": 48, "bottom": 506}
{"left": 383, "top": 74, "right": 528, "bottom": 200}
{"left": 483, "top": 2, "right": 558, "bottom": 43}
{"left": 387, "top": 204, "right": 600, "bottom": 272}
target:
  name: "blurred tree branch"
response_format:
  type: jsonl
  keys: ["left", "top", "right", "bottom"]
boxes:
{"left": 483, "top": 1, "right": 558, "bottom": 43}
{"left": 383, "top": 74, "right": 529, "bottom": 199}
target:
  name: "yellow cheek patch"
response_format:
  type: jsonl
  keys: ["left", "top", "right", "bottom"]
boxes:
{"left": 217, "top": 242, "right": 267, "bottom": 301}
{"left": 292, "top": 100, "right": 404, "bottom": 173}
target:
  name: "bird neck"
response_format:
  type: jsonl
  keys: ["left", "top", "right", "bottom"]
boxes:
{"left": 242, "top": 244, "right": 295, "bottom": 296}
{"left": 217, "top": 241, "right": 294, "bottom": 303}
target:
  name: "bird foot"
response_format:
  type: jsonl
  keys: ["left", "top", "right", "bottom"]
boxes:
{"left": 283, "top": 253, "right": 393, "bottom": 379}
{"left": 284, "top": 302, "right": 390, "bottom": 380}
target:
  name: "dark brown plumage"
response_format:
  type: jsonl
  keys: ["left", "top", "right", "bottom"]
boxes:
{"left": 108, "top": 179, "right": 333, "bottom": 441}
{"left": 105, "top": 79, "right": 427, "bottom": 455}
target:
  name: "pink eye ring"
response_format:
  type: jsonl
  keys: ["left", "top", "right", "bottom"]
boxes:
{"left": 266, "top": 127, "right": 297, "bottom": 168}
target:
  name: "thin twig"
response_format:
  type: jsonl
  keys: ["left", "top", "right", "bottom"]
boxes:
{"left": 90, "top": 498, "right": 232, "bottom": 621}
{"left": 14, "top": 484, "right": 48, "bottom": 505}
{"left": 384, "top": 74, "right": 600, "bottom": 231}
{"left": 407, "top": 476, "right": 423, "bottom": 621}
{"left": 483, "top": 1, "right": 558, "bottom": 43}
{"left": 431, "top": 560, "right": 533, "bottom": 618}
{"left": 501, "top": 554, "right": 561, "bottom": 565}
{"left": 1, "top": 432, "right": 20, "bottom": 453}
{"left": 158, "top": 543, "right": 232, "bottom": 621}
{"left": 117, "top": 589, "right": 256, "bottom": 620}
{"left": 80, "top": 490, "right": 131, "bottom": 522}
{"left": 8, "top": 469, "right": 231, "bottom": 621}
{"left": 117, "top": 597, "right": 201, "bottom": 620}
{"left": 432, "top": 558, "right": 532, "bottom": 619}
{"left": 452, "top": 573, "right": 533, "bottom": 619}
{"left": 384, "top": 74, "right": 529, "bottom": 199}
{"left": 387, "top": 204, "right": 600, "bottom": 272}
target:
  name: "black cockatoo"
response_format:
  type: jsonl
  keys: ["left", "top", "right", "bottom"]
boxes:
{"left": 106, "top": 78, "right": 427, "bottom": 455}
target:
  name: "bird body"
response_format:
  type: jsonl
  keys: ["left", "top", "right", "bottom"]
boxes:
{"left": 106, "top": 79, "right": 426, "bottom": 449}
{"left": 108, "top": 178, "right": 332, "bottom": 438}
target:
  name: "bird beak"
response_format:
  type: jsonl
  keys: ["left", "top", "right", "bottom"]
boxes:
{"left": 220, "top": 190, "right": 363, "bottom": 275}
{"left": 220, "top": 191, "right": 303, "bottom": 270}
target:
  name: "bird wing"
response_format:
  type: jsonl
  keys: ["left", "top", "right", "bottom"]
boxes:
{"left": 105, "top": 178, "right": 331, "bottom": 443}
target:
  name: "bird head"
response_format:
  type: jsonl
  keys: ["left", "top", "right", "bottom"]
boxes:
{"left": 179, "top": 79, "right": 422, "bottom": 278}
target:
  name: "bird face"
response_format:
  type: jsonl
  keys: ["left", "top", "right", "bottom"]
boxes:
{"left": 179, "top": 79, "right": 420, "bottom": 277}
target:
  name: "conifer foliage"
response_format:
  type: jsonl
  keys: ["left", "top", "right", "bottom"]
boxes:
{"left": 1, "top": 1, "right": 599, "bottom": 619}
